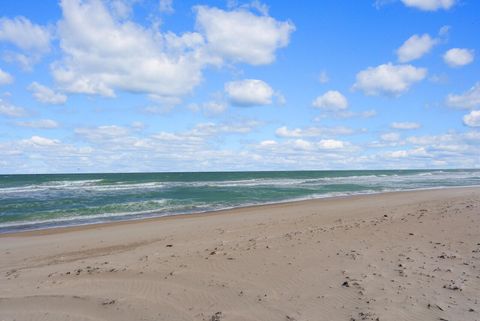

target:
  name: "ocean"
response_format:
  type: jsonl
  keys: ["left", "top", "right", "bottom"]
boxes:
{"left": 0, "top": 169, "right": 479, "bottom": 233}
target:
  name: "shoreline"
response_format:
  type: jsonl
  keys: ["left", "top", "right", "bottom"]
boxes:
{"left": 1, "top": 186, "right": 479, "bottom": 320}
{"left": 2, "top": 185, "right": 479, "bottom": 237}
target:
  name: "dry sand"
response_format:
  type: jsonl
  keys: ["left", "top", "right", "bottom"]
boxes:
{"left": 1, "top": 187, "right": 480, "bottom": 321}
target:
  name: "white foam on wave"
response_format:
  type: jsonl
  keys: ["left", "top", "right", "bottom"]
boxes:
{"left": 2, "top": 170, "right": 480, "bottom": 197}
{"left": 89, "top": 182, "right": 164, "bottom": 192}
{"left": 0, "top": 179, "right": 102, "bottom": 194}
{"left": 43, "top": 179, "right": 103, "bottom": 187}
{"left": 2, "top": 183, "right": 480, "bottom": 233}
{"left": 0, "top": 199, "right": 172, "bottom": 229}
{"left": 0, "top": 180, "right": 166, "bottom": 195}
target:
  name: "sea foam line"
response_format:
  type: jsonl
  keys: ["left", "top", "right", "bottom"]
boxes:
{"left": 2, "top": 184, "right": 480, "bottom": 234}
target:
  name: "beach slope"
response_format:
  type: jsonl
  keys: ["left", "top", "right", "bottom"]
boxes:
{"left": 1, "top": 187, "right": 480, "bottom": 321}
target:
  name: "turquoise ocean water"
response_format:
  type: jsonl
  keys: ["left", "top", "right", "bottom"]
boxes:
{"left": 1, "top": 170, "right": 479, "bottom": 233}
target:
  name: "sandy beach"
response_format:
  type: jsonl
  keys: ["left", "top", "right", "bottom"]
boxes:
{"left": 1, "top": 187, "right": 479, "bottom": 321}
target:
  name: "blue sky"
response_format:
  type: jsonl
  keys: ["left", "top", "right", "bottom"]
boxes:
{"left": 0, "top": 0, "right": 479, "bottom": 173}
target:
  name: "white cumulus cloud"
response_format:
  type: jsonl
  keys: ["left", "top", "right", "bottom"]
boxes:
{"left": 28, "top": 82, "right": 67, "bottom": 104}
{"left": 353, "top": 63, "right": 427, "bottom": 96}
{"left": 51, "top": 0, "right": 293, "bottom": 104}
{"left": 443, "top": 48, "right": 474, "bottom": 67}
{"left": 259, "top": 140, "right": 277, "bottom": 148}
{"left": 225, "top": 79, "right": 274, "bottom": 106}
{"left": 318, "top": 139, "right": 345, "bottom": 149}
{"left": 312, "top": 90, "right": 348, "bottom": 111}
{"left": 391, "top": 122, "right": 421, "bottom": 129}
{"left": 292, "top": 139, "right": 313, "bottom": 150}
{"left": 0, "top": 16, "right": 51, "bottom": 52}
{"left": 189, "top": 100, "right": 227, "bottom": 114}
{"left": 75, "top": 125, "right": 131, "bottom": 142}
{"left": 0, "top": 68, "right": 13, "bottom": 85}
{"left": 195, "top": 5, "right": 294, "bottom": 65}
{"left": 381, "top": 132, "right": 401, "bottom": 142}
{"left": 446, "top": 82, "right": 480, "bottom": 109}
{"left": 0, "top": 16, "right": 52, "bottom": 68}
{"left": 53, "top": 0, "right": 208, "bottom": 98}
{"left": 401, "top": 0, "right": 456, "bottom": 11}
{"left": 108, "top": 0, "right": 135, "bottom": 19}
{"left": 0, "top": 99, "right": 27, "bottom": 117}
{"left": 396, "top": 34, "right": 437, "bottom": 62}
{"left": 315, "top": 109, "right": 377, "bottom": 120}
{"left": 22, "top": 136, "right": 60, "bottom": 147}
{"left": 15, "top": 119, "right": 59, "bottom": 129}
{"left": 201, "top": 101, "right": 227, "bottom": 114}
{"left": 386, "top": 147, "right": 429, "bottom": 158}
{"left": 275, "top": 126, "right": 354, "bottom": 138}
{"left": 463, "top": 110, "right": 480, "bottom": 127}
